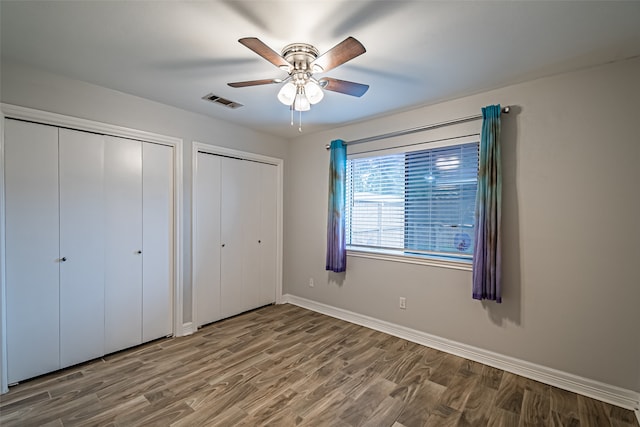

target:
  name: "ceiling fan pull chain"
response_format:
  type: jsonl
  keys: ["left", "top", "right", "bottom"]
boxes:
{"left": 290, "top": 105, "right": 294, "bottom": 126}
{"left": 299, "top": 110, "right": 303, "bottom": 132}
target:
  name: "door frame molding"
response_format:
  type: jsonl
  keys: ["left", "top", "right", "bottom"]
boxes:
{"left": 191, "top": 141, "right": 284, "bottom": 331}
{"left": 0, "top": 112, "right": 6, "bottom": 393}
{"left": 0, "top": 104, "right": 185, "bottom": 393}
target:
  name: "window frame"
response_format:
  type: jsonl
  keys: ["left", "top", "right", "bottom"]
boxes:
{"left": 345, "top": 134, "right": 479, "bottom": 271}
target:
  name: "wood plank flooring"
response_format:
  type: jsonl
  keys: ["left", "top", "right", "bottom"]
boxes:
{"left": 1, "top": 304, "right": 637, "bottom": 426}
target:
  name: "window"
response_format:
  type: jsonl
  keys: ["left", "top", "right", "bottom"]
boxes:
{"left": 346, "top": 139, "right": 479, "bottom": 262}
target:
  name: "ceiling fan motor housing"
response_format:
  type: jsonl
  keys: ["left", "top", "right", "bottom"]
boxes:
{"left": 281, "top": 43, "right": 320, "bottom": 78}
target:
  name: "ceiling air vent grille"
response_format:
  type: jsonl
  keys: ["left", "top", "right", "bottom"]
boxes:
{"left": 202, "top": 93, "right": 244, "bottom": 109}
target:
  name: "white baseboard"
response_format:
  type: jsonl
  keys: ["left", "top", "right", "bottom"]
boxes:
{"left": 282, "top": 294, "right": 640, "bottom": 412}
{"left": 179, "top": 322, "right": 195, "bottom": 337}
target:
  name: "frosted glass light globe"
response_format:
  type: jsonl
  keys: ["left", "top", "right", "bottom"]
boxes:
{"left": 304, "top": 81, "right": 324, "bottom": 104}
{"left": 293, "top": 92, "right": 310, "bottom": 111}
{"left": 277, "top": 82, "right": 296, "bottom": 105}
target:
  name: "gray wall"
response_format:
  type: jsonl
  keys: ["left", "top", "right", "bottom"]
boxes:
{"left": 0, "top": 61, "right": 290, "bottom": 323}
{"left": 2, "top": 56, "right": 639, "bottom": 393}
{"left": 284, "top": 57, "right": 640, "bottom": 392}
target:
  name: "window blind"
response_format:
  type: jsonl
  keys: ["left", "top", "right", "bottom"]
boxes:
{"left": 346, "top": 141, "right": 479, "bottom": 258}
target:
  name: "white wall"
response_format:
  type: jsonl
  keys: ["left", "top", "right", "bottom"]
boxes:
{"left": 284, "top": 57, "right": 640, "bottom": 392}
{"left": 0, "top": 61, "right": 289, "bottom": 324}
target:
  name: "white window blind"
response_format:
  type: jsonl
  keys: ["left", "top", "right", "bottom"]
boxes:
{"left": 346, "top": 141, "right": 479, "bottom": 259}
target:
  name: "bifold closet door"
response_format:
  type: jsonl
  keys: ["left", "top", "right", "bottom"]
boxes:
{"left": 194, "top": 153, "right": 278, "bottom": 325}
{"left": 220, "top": 157, "right": 257, "bottom": 318}
{"left": 104, "top": 136, "right": 143, "bottom": 354}
{"left": 194, "top": 152, "right": 222, "bottom": 327}
{"left": 241, "top": 160, "right": 262, "bottom": 312}
{"left": 258, "top": 163, "right": 278, "bottom": 306}
{"left": 58, "top": 129, "right": 105, "bottom": 368}
{"left": 5, "top": 120, "right": 60, "bottom": 383}
{"left": 142, "top": 142, "right": 174, "bottom": 341}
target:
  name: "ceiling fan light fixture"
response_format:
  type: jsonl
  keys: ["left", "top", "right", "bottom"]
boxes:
{"left": 229, "top": 36, "right": 367, "bottom": 130}
{"left": 277, "top": 82, "right": 296, "bottom": 105}
{"left": 293, "top": 88, "right": 310, "bottom": 111}
{"left": 304, "top": 80, "right": 324, "bottom": 104}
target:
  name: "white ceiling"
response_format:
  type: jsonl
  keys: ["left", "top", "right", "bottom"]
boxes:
{"left": 2, "top": 1, "right": 640, "bottom": 139}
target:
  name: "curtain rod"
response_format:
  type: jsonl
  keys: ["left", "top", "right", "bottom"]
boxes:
{"left": 325, "top": 106, "right": 510, "bottom": 149}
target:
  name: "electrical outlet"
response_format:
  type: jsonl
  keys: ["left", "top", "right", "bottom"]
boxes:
{"left": 399, "top": 297, "right": 406, "bottom": 309}
{"left": 309, "top": 278, "right": 314, "bottom": 287}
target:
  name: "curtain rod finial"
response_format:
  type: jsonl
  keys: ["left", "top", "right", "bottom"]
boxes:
{"left": 502, "top": 106, "right": 510, "bottom": 114}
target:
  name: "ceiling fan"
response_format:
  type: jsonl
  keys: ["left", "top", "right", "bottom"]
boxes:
{"left": 228, "top": 36, "right": 369, "bottom": 130}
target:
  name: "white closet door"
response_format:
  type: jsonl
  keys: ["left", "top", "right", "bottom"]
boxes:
{"left": 104, "top": 136, "right": 143, "bottom": 353}
{"left": 221, "top": 157, "right": 250, "bottom": 318}
{"left": 194, "top": 153, "right": 222, "bottom": 327}
{"left": 5, "top": 120, "right": 60, "bottom": 383}
{"left": 59, "top": 129, "right": 105, "bottom": 368}
{"left": 142, "top": 143, "right": 174, "bottom": 341}
{"left": 259, "top": 163, "right": 278, "bottom": 306}
{"left": 242, "top": 160, "right": 262, "bottom": 312}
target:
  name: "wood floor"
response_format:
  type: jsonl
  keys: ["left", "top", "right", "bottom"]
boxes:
{"left": 0, "top": 304, "right": 637, "bottom": 427}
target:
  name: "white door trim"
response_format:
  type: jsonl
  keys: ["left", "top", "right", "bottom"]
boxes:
{"left": 0, "top": 112, "right": 7, "bottom": 393}
{"left": 191, "top": 142, "right": 284, "bottom": 331}
{"left": 0, "top": 104, "right": 184, "bottom": 393}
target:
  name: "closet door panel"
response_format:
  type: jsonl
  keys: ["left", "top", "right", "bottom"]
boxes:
{"left": 5, "top": 120, "right": 60, "bottom": 383}
{"left": 194, "top": 153, "right": 222, "bottom": 327}
{"left": 259, "top": 163, "right": 278, "bottom": 306}
{"left": 104, "top": 136, "right": 143, "bottom": 353}
{"left": 59, "top": 129, "right": 105, "bottom": 368}
{"left": 220, "top": 157, "right": 247, "bottom": 318}
{"left": 242, "top": 161, "right": 262, "bottom": 312}
{"left": 142, "top": 143, "right": 174, "bottom": 341}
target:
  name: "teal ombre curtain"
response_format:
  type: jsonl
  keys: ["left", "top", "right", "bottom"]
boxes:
{"left": 326, "top": 139, "right": 347, "bottom": 272}
{"left": 473, "top": 105, "right": 502, "bottom": 302}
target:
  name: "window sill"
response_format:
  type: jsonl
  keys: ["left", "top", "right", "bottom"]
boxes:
{"left": 347, "top": 248, "right": 472, "bottom": 271}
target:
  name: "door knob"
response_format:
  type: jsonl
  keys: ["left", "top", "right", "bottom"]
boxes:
{"left": 136, "top": 250, "right": 142, "bottom": 254}
{"left": 258, "top": 240, "right": 261, "bottom": 244}
{"left": 60, "top": 257, "right": 67, "bottom": 262}
{"left": 221, "top": 243, "right": 226, "bottom": 247}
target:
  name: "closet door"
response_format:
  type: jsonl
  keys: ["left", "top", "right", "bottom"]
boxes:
{"left": 142, "top": 143, "right": 174, "bottom": 341}
{"left": 220, "top": 157, "right": 250, "bottom": 318}
{"left": 242, "top": 160, "right": 262, "bottom": 312}
{"left": 258, "top": 163, "right": 278, "bottom": 306}
{"left": 59, "top": 129, "right": 105, "bottom": 368}
{"left": 194, "top": 152, "right": 222, "bottom": 327}
{"left": 104, "top": 136, "right": 143, "bottom": 353}
{"left": 5, "top": 120, "right": 60, "bottom": 383}
{"left": 195, "top": 153, "right": 278, "bottom": 323}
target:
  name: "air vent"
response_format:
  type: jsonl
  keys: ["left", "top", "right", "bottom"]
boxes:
{"left": 202, "top": 93, "right": 244, "bottom": 109}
